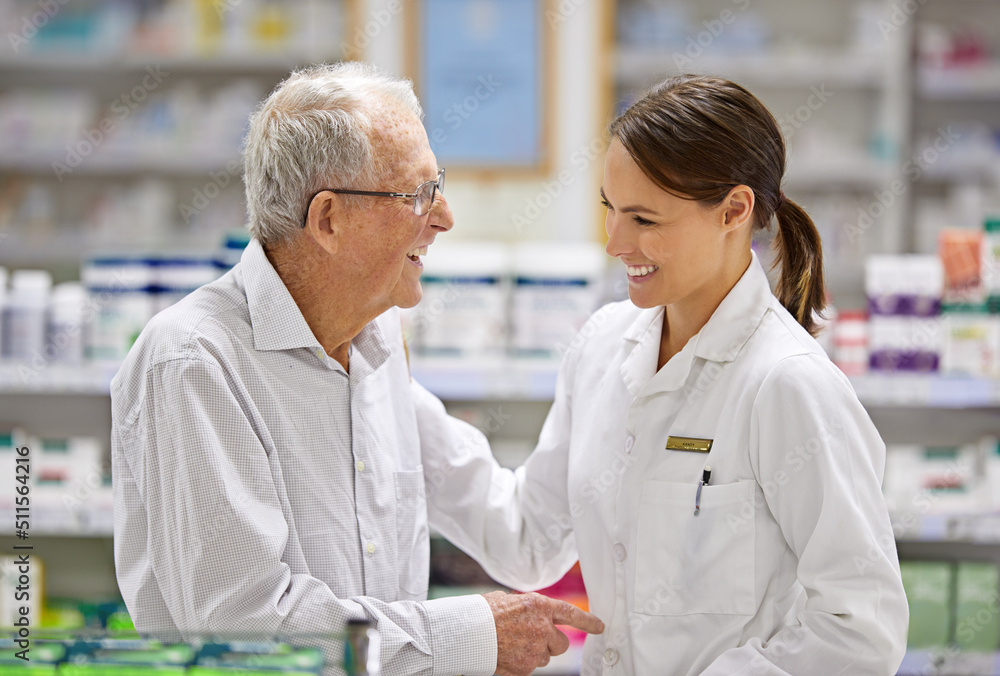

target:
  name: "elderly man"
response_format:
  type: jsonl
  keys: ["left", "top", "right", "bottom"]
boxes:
{"left": 111, "top": 62, "right": 602, "bottom": 676}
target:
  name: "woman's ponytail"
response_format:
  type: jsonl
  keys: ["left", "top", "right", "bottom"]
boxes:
{"left": 773, "top": 196, "right": 826, "bottom": 336}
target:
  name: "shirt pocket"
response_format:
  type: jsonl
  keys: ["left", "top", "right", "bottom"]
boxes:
{"left": 634, "top": 479, "right": 756, "bottom": 616}
{"left": 394, "top": 469, "right": 429, "bottom": 600}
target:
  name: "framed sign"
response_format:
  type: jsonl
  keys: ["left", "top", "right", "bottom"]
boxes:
{"left": 407, "top": 0, "right": 552, "bottom": 174}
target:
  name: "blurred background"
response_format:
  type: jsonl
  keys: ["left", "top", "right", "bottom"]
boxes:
{"left": 1, "top": 0, "right": 1000, "bottom": 673}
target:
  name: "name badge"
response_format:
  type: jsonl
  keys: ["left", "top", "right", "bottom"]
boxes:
{"left": 665, "top": 436, "right": 713, "bottom": 453}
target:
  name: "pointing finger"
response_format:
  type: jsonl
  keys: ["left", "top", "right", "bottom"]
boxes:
{"left": 550, "top": 600, "right": 605, "bottom": 634}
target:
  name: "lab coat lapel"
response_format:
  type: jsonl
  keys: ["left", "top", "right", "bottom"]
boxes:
{"left": 618, "top": 307, "right": 664, "bottom": 398}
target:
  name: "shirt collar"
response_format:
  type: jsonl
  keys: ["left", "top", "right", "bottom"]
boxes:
{"left": 242, "top": 238, "right": 322, "bottom": 352}
{"left": 240, "top": 238, "right": 391, "bottom": 371}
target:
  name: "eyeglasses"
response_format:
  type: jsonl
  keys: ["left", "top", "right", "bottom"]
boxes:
{"left": 313, "top": 168, "right": 446, "bottom": 219}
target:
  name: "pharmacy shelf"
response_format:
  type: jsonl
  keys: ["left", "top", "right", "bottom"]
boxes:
{"left": 3, "top": 359, "right": 1000, "bottom": 408}
{"left": 893, "top": 512, "right": 1000, "bottom": 545}
{"left": 415, "top": 364, "right": 1000, "bottom": 407}
{"left": 0, "top": 52, "right": 329, "bottom": 74}
{"left": 1, "top": 493, "right": 114, "bottom": 538}
{"left": 0, "top": 361, "right": 118, "bottom": 395}
{"left": 616, "top": 49, "right": 887, "bottom": 89}
{"left": 920, "top": 157, "right": 1000, "bottom": 182}
{"left": 0, "top": 230, "right": 224, "bottom": 266}
{"left": 0, "top": 152, "right": 241, "bottom": 175}
{"left": 410, "top": 356, "right": 561, "bottom": 401}
{"left": 918, "top": 63, "right": 1000, "bottom": 99}
{"left": 783, "top": 158, "right": 897, "bottom": 190}
{"left": 851, "top": 374, "right": 1000, "bottom": 409}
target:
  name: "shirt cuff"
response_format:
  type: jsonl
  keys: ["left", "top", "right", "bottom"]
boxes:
{"left": 422, "top": 594, "right": 497, "bottom": 676}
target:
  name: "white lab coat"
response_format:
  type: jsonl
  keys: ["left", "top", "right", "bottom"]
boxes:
{"left": 413, "top": 253, "right": 909, "bottom": 675}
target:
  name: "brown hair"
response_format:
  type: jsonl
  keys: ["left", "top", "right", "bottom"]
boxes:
{"left": 609, "top": 75, "right": 826, "bottom": 335}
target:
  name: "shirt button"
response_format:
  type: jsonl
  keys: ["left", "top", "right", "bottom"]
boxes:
{"left": 613, "top": 543, "right": 627, "bottom": 562}
{"left": 355, "top": 460, "right": 365, "bottom": 473}
{"left": 603, "top": 648, "right": 619, "bottom": 667}
{"left": 624, "top": 434, "right": 635, "bottom": 454}
{"left": 366, "top": 542, "right": 375, "bottom": 554}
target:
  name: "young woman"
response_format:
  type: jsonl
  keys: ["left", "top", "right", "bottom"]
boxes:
{"left": 414, "top": 75, "right": 908, "bottom": 675}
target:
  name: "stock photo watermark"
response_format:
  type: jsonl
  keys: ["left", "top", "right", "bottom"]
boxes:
{"left": 878, "top": 0, "right": 929, "bottom": 38}
{"left": 777, "top": 85, "right": 834, "bottom": 143}
{"left": 428, "top": 75, "right": 502, "bottom": 148}
{"left": 546, "top": 0, "right": 588, "bottom": 27}
{"left": 672, "top": 0, "right": 754, "bottom": 70}
{"left": 339, "top": 0, "right": 405, "bottom": 59}
{"left": 6, "top": 0, "right": 71, "bottom": 53}
{"left": 51, "top": 65, "right": 171, "bottom": 181}
{"left": 511, "top": 136, "right": 608, "bottom": 234}
{"left": 846, "top": 126, "right": 961, "bottom": 244}
{"left": 179, "top": 159, "right": 243, "bottom": 225}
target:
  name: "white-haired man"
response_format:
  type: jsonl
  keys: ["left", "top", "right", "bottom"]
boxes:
{"left": 111, "top": 63, "right": 602, "bottom": 676}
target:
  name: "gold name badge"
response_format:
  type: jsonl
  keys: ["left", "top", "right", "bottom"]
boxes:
{"left": 665, "top": 436, "right": 713, "bottom": 453}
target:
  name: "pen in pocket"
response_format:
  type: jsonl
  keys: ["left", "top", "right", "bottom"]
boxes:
{"left": 694, "top": 465, "right": 712, "bottom": 516}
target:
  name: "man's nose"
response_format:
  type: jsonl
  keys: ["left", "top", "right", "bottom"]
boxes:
{"left": 429, "top": 193, "right": 454, "bottom": 232}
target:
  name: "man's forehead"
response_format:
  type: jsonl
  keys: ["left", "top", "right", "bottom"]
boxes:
{"left": 368, "top": 109, "right": 435, "bottom": 179}
{"left": 369, "top": 107, "right": 423, "bottom": 149}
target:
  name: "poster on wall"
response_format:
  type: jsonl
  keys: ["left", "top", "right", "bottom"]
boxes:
{"left": 412, "top": 0, "right": 550, "bottom": 173}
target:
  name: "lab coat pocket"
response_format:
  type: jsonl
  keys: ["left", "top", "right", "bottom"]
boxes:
{"left": 635, "top": 479, "right": 756, "bottom": 616}
{"left": 394, "top": 469, "right": 430, "bottom": 600}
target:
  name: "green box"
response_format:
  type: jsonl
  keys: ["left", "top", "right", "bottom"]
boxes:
{"left": 900, "top": 560, "right": 952, "bottom": 649}
{"left": 954, "top": 562, "right": 1000, "bottom": 651}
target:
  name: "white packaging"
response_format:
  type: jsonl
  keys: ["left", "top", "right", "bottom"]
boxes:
{"left": 831, "top": 310, "right": 868, "bottom": 376}
{"left": 153, "top": 255, "right": 220, "bottom": 313}
{"left": 916, "top": 445, "right": 984, "bottom": 514}
{"left": 33, "top": 436, "right": 105, "bottom": 533}
{"left": 941, "top": 305, "right": 999, "bottom": 378}
{"left": 413, "top": 242, "right": 510, "bottom": 356}
{"left": 865, "top": 255, "right": 944, "bottom": 316}
{"left": 1, "top": 269, "right": 52, "bottom": 362}
{"left": 47, "top": 282, "right": 88, "bottom": 364}
{"left": 867, "top": 314, "right": 942, "bottom": 372}
{"left": 83, "top": 257, "right": 155, "bottom": 361}
{"left": 511, "top": 241, "right": 606, "bottom": 357}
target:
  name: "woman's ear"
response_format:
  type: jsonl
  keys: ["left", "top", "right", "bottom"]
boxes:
{"left": 304, "top": 191, "right": 344, "bottom": 255}
{"left": 721, "top": 185, "right": 755, "bottom": 233}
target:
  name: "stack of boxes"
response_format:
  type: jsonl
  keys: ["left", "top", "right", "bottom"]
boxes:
{"left": 832, "top": 217, "right": 1000, "bottom": 379}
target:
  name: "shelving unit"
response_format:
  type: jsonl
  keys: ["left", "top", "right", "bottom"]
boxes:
{"left": 1, "top": 0, "right": 999, "bottom": 671}
{"left": 616, "top": 48, "right": 888, "bottom": 89}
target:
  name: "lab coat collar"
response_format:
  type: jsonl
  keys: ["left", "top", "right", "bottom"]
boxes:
{"left": 241, "top": 238, "right": 390, "bottom": 370}
{"left": 691, "top": 251, "right": 773, "bottom": 364}
{"left": 617, "top": 251, "right": 773, "bottom": 397}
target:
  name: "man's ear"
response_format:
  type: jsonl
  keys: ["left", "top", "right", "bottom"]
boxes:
{"left": 720, "top": 185, "right": 755, "bottom": 233}
{"left": 303, "top": 190, "right": 345, "bottom": 255}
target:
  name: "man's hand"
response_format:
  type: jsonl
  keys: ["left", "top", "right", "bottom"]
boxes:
{"left": 483, "top": 590, "right": 605, "bottom": 676}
